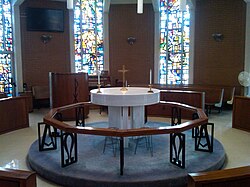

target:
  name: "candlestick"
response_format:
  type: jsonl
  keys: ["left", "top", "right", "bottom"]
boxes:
{"left": 97, "top": 84, "right": 101, "bottom": 93}
{"left": 97, "top": 70, "right": 100, "bottom": 85}
{"left": 149, "top": 69, "right": 152, "bottom": 85}
{"left": 148, "top": 84, "right": 153, "bottom": 93}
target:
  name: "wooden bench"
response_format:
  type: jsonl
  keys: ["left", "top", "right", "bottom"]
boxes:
{"left": 0, "top": 168, "right": 36, "bottom": 187}
{"left": 188, "top": 166, "right": 250, "bottom": 187}
{"left": 147, "top": 90, "right": 205, "bottom": 119}
{"left": 153, "top": 84, "right": 239, "bottom": 104}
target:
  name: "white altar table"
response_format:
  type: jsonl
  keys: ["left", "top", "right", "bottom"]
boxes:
{"left": 90, "top": 87, "right": 160, "bottom": 133}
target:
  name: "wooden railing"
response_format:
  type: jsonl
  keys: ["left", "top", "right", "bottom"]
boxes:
{"left": 40, "top": 101, "right": 210, "bottom": 175}
{"left": 188, "top": 166, "right": 250, "bottom": 187}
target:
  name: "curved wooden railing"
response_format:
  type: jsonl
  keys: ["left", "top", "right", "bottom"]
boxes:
{"left": 43, "top": 101, "right": 208, "bottom": 136}
{"left": 40, "top": 101, "right": 211, "bottom": 175}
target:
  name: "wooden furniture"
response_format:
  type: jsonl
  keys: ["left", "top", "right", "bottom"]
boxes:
{"left": 88, "top": 74, "right": 111, "bottom": 90}
{"left": 0, "top": 168, "right": 36, "bottom": 187}
{"left": 49, "top": 72, "right": 89, "bottom": 120}
{"left": 31, "top": 85, "right": 49, "bottom": 108}
{"left": 0, "top": 92, "right": 7, "bottom": 99}
{"left": 188, "top": 166, "right": 250, "bottom": 187}
{"left": 19, "top": 91, "right": 33, "bottom": 112}
{"left": 153, "top": 84, "right": 239, "bottom": 103}
{"left": 232, "top": 96, "right": 250, "bottom": 132}
{"left": 147, "top": 90, "right": 205, "bottom": 119}
{"left": 0, "top": 96, "right": 29, "bottom": 134}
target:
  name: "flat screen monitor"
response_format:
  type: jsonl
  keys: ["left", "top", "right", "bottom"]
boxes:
{"left": 27, "top": 7, "right": 64, "bottom": 32}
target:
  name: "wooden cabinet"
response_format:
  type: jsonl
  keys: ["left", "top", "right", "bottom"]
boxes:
{"left": 0, "top": 97, "right": 29, "bottom": 134}
{"left": 49, "top": 72, "right": 89, "bottom": 120}
{"left": 232, "top": 96, "right": 250, "bottom": 132}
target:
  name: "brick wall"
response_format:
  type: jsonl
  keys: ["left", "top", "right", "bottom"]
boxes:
{"left": 194, "top": 0, "right": 246, "bottom": 88}
{"left": 109, "top": 4, "right": 154, "bottom": 85}
{"left": 20, "top": 0, "right": 70, "bottom": 90}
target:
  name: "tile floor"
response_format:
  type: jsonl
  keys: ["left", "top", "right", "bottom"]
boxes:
{"left": 0, "top": 108, "right": 250, "bottom": 187}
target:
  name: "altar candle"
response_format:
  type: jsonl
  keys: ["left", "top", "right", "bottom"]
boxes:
{"left": 98, "top": 71, "right": 100, "bottom": 85}
{"left": 149, "top": 69, "right": 152, "bottom": 85}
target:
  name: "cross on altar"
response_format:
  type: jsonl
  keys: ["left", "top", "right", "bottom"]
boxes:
{"left": 118, "top": 65, "right": 129, "bottom": 91}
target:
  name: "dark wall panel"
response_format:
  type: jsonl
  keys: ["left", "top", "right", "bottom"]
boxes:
{"left": 109, "top": 4, "right": 154, "bottom": 85}
{"left": 194, "top": 0, "right": 246, "bottom": 89}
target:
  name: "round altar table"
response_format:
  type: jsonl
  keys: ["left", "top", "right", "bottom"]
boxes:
{"left": 90, "top": 87, "right": 160, "bottom": 141}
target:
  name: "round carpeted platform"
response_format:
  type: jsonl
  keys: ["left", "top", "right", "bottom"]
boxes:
{"left": 27, "top": 121, "right": 226, "bottom": 187}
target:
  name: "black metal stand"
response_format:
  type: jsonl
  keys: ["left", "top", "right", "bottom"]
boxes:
{"left": 60, "top": 131, "right": 78, "bottom": 167}
{"left": 170, "top": 133, "right": 185, "bottom": 168}
{"left": 120, "top": 137, "right": 124, "bottom": 175}
{"left": 195, "top": 123, "right": 214, "bottom": 152}
{"left": 75, "top": 106, "right": 85, "bottom": 127}
{"left": 192, "top": 112, "right": 199, "bottom": 138}
{"left": 38, "top": 122, "right": 57, "bottom": 151}
{"left": 171, "top": 107, "right": 181, "bottom": 126}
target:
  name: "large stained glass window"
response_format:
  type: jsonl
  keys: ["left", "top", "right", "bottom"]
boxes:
{"left": 160, "top": 0, "right": 190, "bottom": 84}
{"left": 74, "top": 0, "right": 104, "bottom": 74}
{"left": 0, "top": 0, "right": 13, "bottom": 96}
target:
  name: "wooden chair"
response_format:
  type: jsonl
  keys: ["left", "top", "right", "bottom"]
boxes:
{"left": 188, "top": 166, "right": 250, "bottom": 187}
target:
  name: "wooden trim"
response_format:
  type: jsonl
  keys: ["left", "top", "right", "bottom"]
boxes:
{"left": 188, "top": 166, "right": 250, "bottom": 187}
{"left": 0, "top": 168, "right": 36, "bottom": 187}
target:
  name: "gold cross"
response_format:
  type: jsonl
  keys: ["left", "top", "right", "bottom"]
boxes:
{"left": 118, "top": 65, "right": 129, "bottom": 89}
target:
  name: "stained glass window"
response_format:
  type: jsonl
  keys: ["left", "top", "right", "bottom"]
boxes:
{"left": 74, "top": 0, "right": 104, "bottom": 75}
{"left": 160, "top": 0, "right": 190, "bottom": 84}
{"left": 0, "top": 0, "right": 13, "bottom": 96}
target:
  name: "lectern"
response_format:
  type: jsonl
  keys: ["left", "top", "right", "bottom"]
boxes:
{"left": 49, "top": 72, "right": 89, "bottom": 120}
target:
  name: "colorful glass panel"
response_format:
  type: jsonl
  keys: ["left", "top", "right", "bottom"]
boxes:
{"left": 0, "top": 0, "right": 13, "bottom": 96}
{"left": 160, "top": 0, "right": 190, "bottom": 84}
{"left": 74, "top": 0, "right": 103, "bottom": 75}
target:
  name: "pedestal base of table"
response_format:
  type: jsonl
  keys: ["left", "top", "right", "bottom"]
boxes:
{"left": 108, "top": 106, "right": 145, "bottom": 129}
{"left": 108, "top": 106, "right": 145, "bottom": 147}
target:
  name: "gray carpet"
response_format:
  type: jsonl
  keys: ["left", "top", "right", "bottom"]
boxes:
{"left": 27, "top": 121, "right": 226, "bottom": 187}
